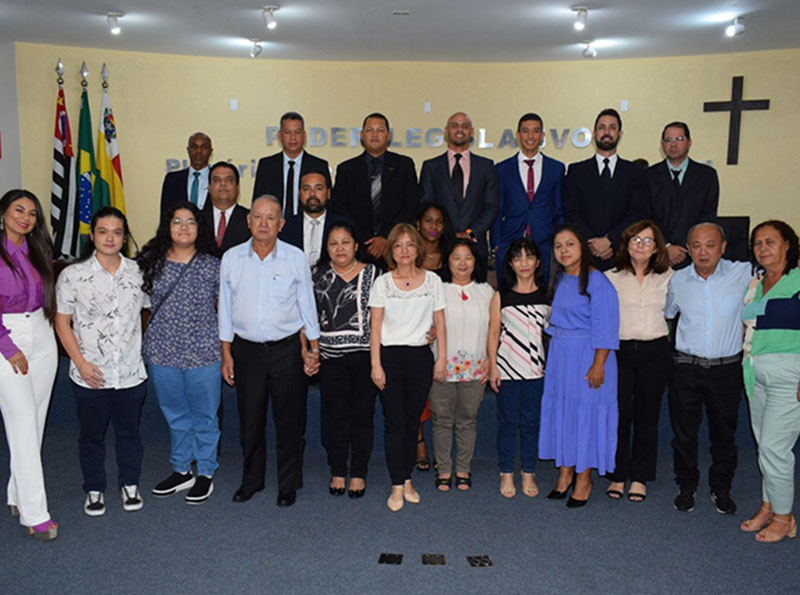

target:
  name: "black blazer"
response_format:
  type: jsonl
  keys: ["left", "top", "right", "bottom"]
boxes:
{"left": 251, "top": 151, "right": 331, "bottom": 210}
{"left": 200, "top": 202, "right": 251, "bottom": 253}
{"left": 279, "top": 211, "right": 354, "bottom": 252}
{"left": 563, "top": 156, "right": 649, "bottom": 270}
{"left": 160, "top": 168, "right": 209, "bottom": 220}
{"left": 647, "top": 158, "right": 719, "bottom": 247}
{"left": 330, "top": 150, "right": 420, "bottom": 244}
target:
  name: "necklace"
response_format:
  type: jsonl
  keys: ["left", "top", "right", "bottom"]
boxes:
{"left": 332, "top": 261, "right": 357, "bottom": 276}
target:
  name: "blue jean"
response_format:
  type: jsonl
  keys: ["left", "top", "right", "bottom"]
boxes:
{"left": 496, "top": 378, "right": 543, "bottom": 473}
{"left": 149, "top": 362, "right": 221, "bottom": 477}
{"left": 73, "top": 381, "right": 146, "bottom": 492}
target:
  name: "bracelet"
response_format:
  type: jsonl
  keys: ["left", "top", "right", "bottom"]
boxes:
{"left": 309, "top": 348, "right": 320, "bottom": 354}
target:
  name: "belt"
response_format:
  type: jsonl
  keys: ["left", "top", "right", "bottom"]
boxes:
{"left": 237, "top": 332, "right": 298, "bottom": 348}
{"left": 673, "top": 351, "right": 741, "bottom": 369}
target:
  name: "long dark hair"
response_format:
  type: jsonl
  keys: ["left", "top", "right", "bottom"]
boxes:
{"left": 0, "top": 190, "right": 56, "bottom": 322}
{"left": 440, "top": 237, "right": 487, "bottom": 283}
{"left": 548, "top": 223, "right": 592, "bottom": 302}
{"left": 138, "top": 201, "right": 219, "bottom": 293}
{"left": 749, "top": 219, "right": 799, "bottom": 276}
{"left": 316, "top": 220, "right": 365, "bottom": 268}
{"left": 500, "top": 237, "right": 543, "bottom": 293}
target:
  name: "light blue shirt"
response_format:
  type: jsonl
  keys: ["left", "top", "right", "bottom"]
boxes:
{"left": 665, "top": 158, "right": 688, "bottom": 185}
{"left": 186, "top": 166, "right": 209, "bottom": 209}
{"left": 665, "top": 259, "right": 753, "bottom": 358}
{"left": 219, "top": 238, "right": 320, "bottom": 343}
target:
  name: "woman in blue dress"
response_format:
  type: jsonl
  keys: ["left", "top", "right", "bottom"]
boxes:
{"left": 539, "top": 223, "right": 620, "bottom": 508}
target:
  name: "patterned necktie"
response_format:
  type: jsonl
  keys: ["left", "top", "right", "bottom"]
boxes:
{"left": 190, "top": 171, "right": 200, "bottom": 205}
{"left": 216, "top": 210, "right": 226, "bottom": 247}
{"left": 308, "top": 218, "right": 321, "bottom": 266}
{"left": 285, "top": 160, "right": 296, "bottom": 218}
{"left": 452, "top": 153, "right": 464, "bottom": 205}
{"left": 369, "top": 159, "right": 382, "bottom": 235}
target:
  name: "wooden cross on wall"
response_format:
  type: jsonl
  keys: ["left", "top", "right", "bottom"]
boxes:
{"left": 704, "top": 76, "right": 770, "bottom": 165}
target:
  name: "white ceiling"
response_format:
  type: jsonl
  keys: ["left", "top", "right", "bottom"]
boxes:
{"left": 1, "top": 0, "right": 799, "bottom": 62}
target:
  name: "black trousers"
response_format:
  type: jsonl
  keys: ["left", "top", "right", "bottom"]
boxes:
{"left": 318, "top": 351, "right": 376, "bottom": 479}
{"left": 379, "top": 346, "right": 433, "bottom": 485}
{"left": 231, "top": 334, "right": 307, "bottom": 495}
{"left": 668, "top": 358, "right": 743, "bottom": 493}
{"left": 608, "top": 337, "right": 671, "bottom": 483}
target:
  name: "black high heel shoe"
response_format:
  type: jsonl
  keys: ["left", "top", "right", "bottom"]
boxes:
{"left": 546, "top": 477, "right": 575, "bottom": 500}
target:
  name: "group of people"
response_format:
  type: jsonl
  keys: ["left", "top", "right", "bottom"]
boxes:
{"left": 1, "top": 105, "right": 798, "bottom": 545}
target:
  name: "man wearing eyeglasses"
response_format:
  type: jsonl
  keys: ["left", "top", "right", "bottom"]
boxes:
{"left": 200, "top": 161, "right": 251, "bottom": 253}
{"left": 647, "top": 122, "right": 719, "bottom": 269}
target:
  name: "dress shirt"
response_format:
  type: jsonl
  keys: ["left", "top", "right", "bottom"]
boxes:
{"left": 0, "top": 237, "right": 45, "bottom": 358}
{"left": 516, "top": 151, "right": 542, "bottom": 194}
{"left": 665, "top": 158, "right": 688, "bottom": 185}
{"left": 283, "top": 152, "right": 304, "bottom": 214}
{"left": 186, "top": 166, "right": 210, "bottom": 209}
{"left": 594, "top": 153, "right": 619, "bottom": 177}
{"left": 447, "top": 149, "right": 471, "bottom": 197}
{"left": 219, "top": 238, "right": 320, "bottom": 343}
{"left": 665, "top": 259, "right": 753, "bottom": 358}
{"left": 439, "top": 281, "right": 494, "bottom": 382}
{"left": 303, "top": 212, "right": 326, "bottom": 267}
{"left": 212, "top": 204, "right": 237, "bottom": 237}
{"left": 605, "top": 268, "right": 674, "bottom": 340}
{"left": 56, "top": 253, "right": 149, "bottom": 389}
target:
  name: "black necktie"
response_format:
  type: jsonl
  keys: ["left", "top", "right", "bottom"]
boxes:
{"left": 285, "top": 160, "right": 295, "bottom": 217}
{"left": 671, "top": 169, "right": 681, "bottom": 193}
{"left": 452, "top": 153, "right": 464, "bottom": 205}
{"left": 600, "top": 157, "right": 611, "bottom": 192}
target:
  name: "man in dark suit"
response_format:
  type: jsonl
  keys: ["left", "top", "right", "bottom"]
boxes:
{"left": 492, "top": 112, "right": 565, "bottom": 282}
{"left": 330, "top": 112, "right": 420, "bottom": 266}
{"left": 420, "top": 111, "right": 498, "bottom": 265}
{"left": 201, "top": 161, "right": 251, "bottom": 253}
{"left": 563, "top": 108, "right": 649, "bottom": 271}
{"left": 160, "top": 132, "right": 213, "bottom": 219}
{"left": 279, "top": 170, "right": 353, "bottom": 268}
{"left": 647, "top": 121, "right": 719, "bottom": 269}
{"left": 252, "top": 112, "right": 331, "bottom": 217}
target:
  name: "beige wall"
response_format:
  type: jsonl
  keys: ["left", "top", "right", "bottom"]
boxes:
{"left": 15, "top": 42, "right": 800, "bottom": 243}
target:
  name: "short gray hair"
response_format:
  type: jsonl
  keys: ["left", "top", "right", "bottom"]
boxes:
{"left": 686, "top": 221, "right": 726, "bottom": 244}
{"left": 252, "top": 194, "right": 282, "bottom": 210}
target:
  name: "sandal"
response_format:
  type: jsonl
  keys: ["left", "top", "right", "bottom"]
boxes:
{"left": 606, "top": 481, "right": 624, "bottom": 500}
{"left": 436, "top": 475, "right": 452, "bottom": 492}
{"left": 28, "top": 519, "right": 58, "bottom": 542}
{"left": 627, "top": 481, "right": 647, "bottom": 502}
{"left": 456, "top": 474, "right": 472, "bottom": 491}
{"left": 415, "top": 438, "right": 430, "bottom": 472}
{"left": 10, "top": 505, "right": 19, "bottom": 517}
{"left": 521, "top": 472, "right": 538, "bottom": 498}
{"left": 499, "top": 473, "right": 516, "bottom": 498}
{"left": 741, "top": 505, "right": 773, "bottom": 533}
{"left": 755, "top": 515, "right": 797, "bottom": 543}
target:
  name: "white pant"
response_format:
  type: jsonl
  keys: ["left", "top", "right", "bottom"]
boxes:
{"left": 0, "top": 309, "right": 57, "bottom": 526}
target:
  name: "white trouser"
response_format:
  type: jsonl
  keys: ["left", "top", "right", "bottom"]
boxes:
{"left": 0, "top": 309, "right": 57, "bottom": 526}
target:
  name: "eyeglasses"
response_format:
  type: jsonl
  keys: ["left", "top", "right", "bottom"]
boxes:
{"left": 662, "top": 136, "right": 687, "bottom": 143}
{"left": 171, "top": 217, "right": 197, "bottom": 227}
{"left": 630, "top": 236, "right": 655, "bottom": 247}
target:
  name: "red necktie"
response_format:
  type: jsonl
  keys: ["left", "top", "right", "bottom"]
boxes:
{"left": 525, "top": 159, "right": 535, "bottom": 237}
{"left": 216, "top": 211, "right": 227, "bottom": 247}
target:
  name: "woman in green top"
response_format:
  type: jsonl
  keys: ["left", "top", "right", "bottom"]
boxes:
{"left": 740, "top": 220, "right": 800, "bottom": 544}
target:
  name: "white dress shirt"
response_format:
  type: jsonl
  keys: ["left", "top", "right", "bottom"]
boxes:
{"left": 283, "top": 151, "right": 305, "bottom": 214}
{"left": 303, "top": 212, "right": 326, "bottom": 267}
{"left": 517, "top": 151, "right": 543, "bottom": 194}
{"left": 595, "top": 153, "right": 619, "bottom": 177}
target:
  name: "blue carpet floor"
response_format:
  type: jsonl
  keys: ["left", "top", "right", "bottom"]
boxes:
{"left": 1, "top": 358, "right": 798, "bottom": 594}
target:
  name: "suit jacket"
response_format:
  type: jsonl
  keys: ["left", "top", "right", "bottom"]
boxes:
{"left": 491, "top": 153, "right": 565, "bottom": 280}
{"left": 563, "top": 156, "right": 649, "bottom": 270}
{"left": 251, "top": 151, "right": 332, "bottom": 210}
{"left": 200, "top": 202, "right": 251, "bottom": 253}
{"left": 419, "top": 151, "right": 498, "bottom": 262}
{"left": 330, "top": 150, "right": 420, "bottom": 244}
{"left": 160, "top": 168, "right": 209, "bottom": 220}
{"left": 279, "top": 211, "right": 354, "bottom": 254}
{"left": 647, "top": 158, "right": 719, "bottom": 248}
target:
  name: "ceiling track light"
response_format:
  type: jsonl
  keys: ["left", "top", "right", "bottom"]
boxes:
{"left": 263, "top": 5, "right": 279, "bottom": 31}
{"left": 573, "top": 7, "right": 588, "bottom": 31}
{"left": 582, "top": 41, "right": 597, "bottom": 58}
{"left": 107, "top": 12, "right": 123, "bottom": 36}
{"left": 250, "top": 40, "right": 263, "bottom": 58}
{"left": 725, "top": 17, "right": 745, "bottom": 37}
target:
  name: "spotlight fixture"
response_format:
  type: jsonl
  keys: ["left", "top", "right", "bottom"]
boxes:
{"left": 725, "top": 17, "right": 745, "bottom": 37}
{"left": 250, "top": 41, "right": 263, "bottom": 58}
{"left": 107, "top": 12, "right": 123, "bottom": 35}
{"left": 263, "top": 6, "right": 279, "bottom": 30}
{"left": 573, "top": 7, "right": 588, "bottom": 31}
{"left": 582, "top": 41, "right": 597, "bottom": 58}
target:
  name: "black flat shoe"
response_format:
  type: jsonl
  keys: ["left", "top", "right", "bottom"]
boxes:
{"left": 277, "top": 491, "right": 296, "bottom": 507}
{"left": 329, "top": 486, "right": 345, "bottom": 496}
{"left": 232, "top": 485, "right": 263, "bottom": 503}
{"left": 348, "top": 488, "right": 366, "bottom": 498}
{"left": 566, "top": 496, "right": 588, "bottom": 508}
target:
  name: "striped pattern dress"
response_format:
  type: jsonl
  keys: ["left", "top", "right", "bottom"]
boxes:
{"left": 496, "top": 288, "right": 550, "bottom": 380}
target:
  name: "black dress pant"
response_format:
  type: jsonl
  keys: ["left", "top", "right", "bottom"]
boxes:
{"left": 379, "top": 346, "right": 434, "bottom": 485}
{"left": 668, "top": 358, "right": 743, "bottom": 493}
{"left": 608, "top": 337, "right": 671, "bottom": 483}
{"left": 232, "top": 334, "right": 306, "bottom": 495}
{"left": 318, "top": 351, "right": 376, "bottom": 479}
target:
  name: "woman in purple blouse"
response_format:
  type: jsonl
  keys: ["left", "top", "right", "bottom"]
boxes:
{"left": 0, "top": 189, "right": 58, "bottom": 541}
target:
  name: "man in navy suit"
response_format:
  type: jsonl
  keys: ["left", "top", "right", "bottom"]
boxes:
{"left": 563, "top": 108, "right": 649, "bottom": 271}
{"left": 280, "top": 170, "right": 352, "bottom": 268}
{"left": 330, "top": 112, "right": 419, "bottom": 267}
{"left": 492, "top": 113, "right": 565, "bottom": 282}
{"left": 647, "top": 121, "right": 719, "bottom": 269}
{"left": 160, "top": 132, "right": 212, "bottom": 219}
{"left": 252, "top": 112, "right": 331, "bottom": 216}
{"left": 420, "top": 112, "right": 498, "bottom": 266}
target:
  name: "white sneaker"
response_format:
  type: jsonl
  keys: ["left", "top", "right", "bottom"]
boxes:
{"left": 84, "top": 491, "right": 106, "bottom": 516}
{"left": 121, "top": 485, "right": 143, "bottom": 512}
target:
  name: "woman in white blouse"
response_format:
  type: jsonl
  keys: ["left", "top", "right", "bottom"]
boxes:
{"left": 429, "top": 239, "right": 493, "bottom": 492}
{"left": 369, "top": 223, "right": 447, "bottom": 512}
{"left": 604, "top": 220, "right": 673, "bottom": 503}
